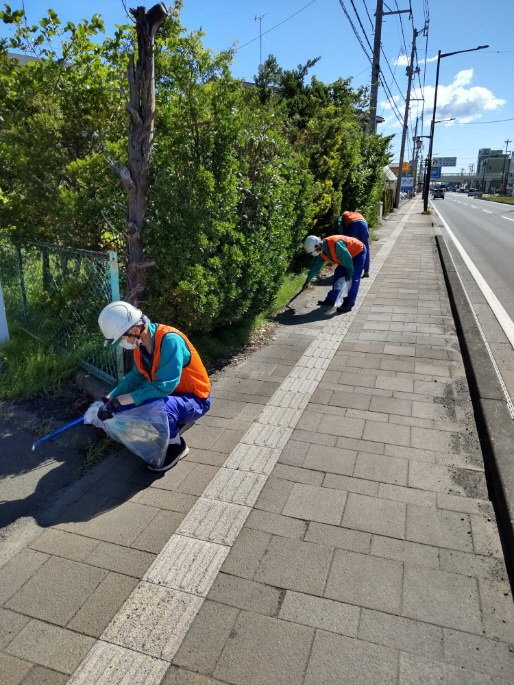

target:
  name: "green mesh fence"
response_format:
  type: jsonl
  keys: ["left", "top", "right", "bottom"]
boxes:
{"left": 0, "top": 241, "right": 123, "bottom": 384}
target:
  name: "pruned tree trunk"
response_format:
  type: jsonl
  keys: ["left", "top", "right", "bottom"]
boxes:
{"left": 115, "top": 3, "right": 167, "bottom": 306}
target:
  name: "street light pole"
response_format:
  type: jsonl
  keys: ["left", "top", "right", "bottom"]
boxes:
{"left": 423, "top": 50, "right": 442, "bottom": 212}
{"left": 394, "top": 26, "right": 424, "bottom": 208}
{"left": 422, "top": 44, "right": 489, "bottom": 212}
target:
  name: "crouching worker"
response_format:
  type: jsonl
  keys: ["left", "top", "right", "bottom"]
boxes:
{"left": 96, "top": 301, "right": 211, "bottom": 472}
{"left": 303, "top": 234, "right": 367, "bottom": 313}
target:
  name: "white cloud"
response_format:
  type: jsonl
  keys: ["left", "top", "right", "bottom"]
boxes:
{"left": 420, "top": 69, "right": 505, "bottom": 122}
{"left": 394, "top": 54, "right": 439, "bottom": 67}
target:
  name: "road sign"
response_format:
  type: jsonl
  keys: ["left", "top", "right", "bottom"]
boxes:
{"left": 430, "top": 167, "right": 441, "bottom": 179}
{"left": 400, "top": 176, "right": 414, "bottom": 191}
{"left": 432, "top": 157, "right": 457, "bottom": 167}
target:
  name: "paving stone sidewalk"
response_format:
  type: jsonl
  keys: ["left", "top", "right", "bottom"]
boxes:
{"left": 1, "top": 198, "right": 513, "bottom": 685}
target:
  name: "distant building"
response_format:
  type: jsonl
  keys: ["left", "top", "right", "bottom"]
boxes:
{"left": 477, "top": 148, "right": 509, "bottom": 193}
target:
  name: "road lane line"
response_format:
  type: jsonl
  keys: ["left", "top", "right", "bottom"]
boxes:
{"left": 483, "top": 210, "right": 492, "bottom": 213}
{"left": 501, "top": 216, "right": 514, "bottom": 222}
{"left": 431, "top": 203, "right": 514, "bottom": 418}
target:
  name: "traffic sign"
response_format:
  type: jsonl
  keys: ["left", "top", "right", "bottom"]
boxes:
{"left": 430, "top": 167, "right": 441, "bottom": 179}
{"left": 400, "top": 176, "right": 414, "bottom": 190}
{"left": 432, "top": 157, "right": 457, "bottom": 167}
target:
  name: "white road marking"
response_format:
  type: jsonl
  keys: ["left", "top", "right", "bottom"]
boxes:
{"left": 431, "top": 202, "right": 514, "bottom": 378}
{"left": 483, "top": 210, "right": 492, "bottom": 213}
{"left": 501, "top": 215, "right": 514, "bottom": 222}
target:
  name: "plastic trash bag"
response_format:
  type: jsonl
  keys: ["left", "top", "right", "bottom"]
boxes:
{"left": 84, "top": 399, "right": 169, "bottom": 468}
{"left": 334, "top": 277, "right": 352, "bottom": 308}
{"left": 84, "top": 400, "right": 104, "bottom": 429}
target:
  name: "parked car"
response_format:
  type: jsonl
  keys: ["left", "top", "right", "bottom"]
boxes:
{"left": 467, "top": 189, "right": 478, "bottom": 196}
{"left": 432, "top": 188, "right": 445, "bottom": 199}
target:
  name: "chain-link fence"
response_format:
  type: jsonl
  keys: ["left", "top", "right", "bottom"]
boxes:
{"left": 0, "top": 241, "right": 123, "bottom": 384}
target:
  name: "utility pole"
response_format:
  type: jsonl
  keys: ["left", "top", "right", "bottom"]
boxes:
{"left": 411, "top": 117, "right": 420, "bottom": 194}
{"left": 368, "top": 0, "right": 383, "bottom": 134}
{"left": 501, "top": 138, "right": 511, "bottom": 194}
{"left": 368, "top": 1, "right": 411, "bottom": 134}
{"left": 254, "top": 14, "right": 268, "bottom": 70}
{"left": 394, "top": 24, "right": 426, "bottom": 208}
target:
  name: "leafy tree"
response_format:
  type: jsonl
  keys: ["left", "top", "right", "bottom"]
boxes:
{"left": 0, "top": 3, "right": 391, "bottom": 337}
{"left": 0, "top": 5, "right": 129, "bottom": 247}
{"left": 144, "top": 25, "right": 310, "bottom": 331}
{"left": 254, "top": 56, "right": 392, "bottom": 234}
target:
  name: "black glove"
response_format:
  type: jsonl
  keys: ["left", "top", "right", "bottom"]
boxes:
{"left": 97, "top": 397, "right": 120, "bottom": 422}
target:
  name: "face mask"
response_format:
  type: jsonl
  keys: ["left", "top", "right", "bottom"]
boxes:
{"left": 119, "top": 337, "right": 140, "bottom": 350}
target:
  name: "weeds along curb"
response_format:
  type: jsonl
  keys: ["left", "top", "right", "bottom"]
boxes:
{"left": 435, "top": 234, "right": 514, "bottom": 588}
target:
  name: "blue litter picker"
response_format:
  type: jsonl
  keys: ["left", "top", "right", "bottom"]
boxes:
{"left": 31, "top": 417, "right": 84, "bottom": 451}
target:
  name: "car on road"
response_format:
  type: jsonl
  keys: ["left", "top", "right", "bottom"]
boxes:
{"left": 432, "top": 188, "right": 445, "bottom": 199}
{"left": 467, "top": 188, "right": 478, "bottom": 196}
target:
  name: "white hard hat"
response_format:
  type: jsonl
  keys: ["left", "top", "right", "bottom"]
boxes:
{"left": 98, "top": 301, "right": 144, "bottom": 347}
{"left": 304, "top": 235, "right": 322, "bottom": 255}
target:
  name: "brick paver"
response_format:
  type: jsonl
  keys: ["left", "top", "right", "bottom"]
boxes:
{"left": 1, "top": 198, "right": 513, "bottom": 684}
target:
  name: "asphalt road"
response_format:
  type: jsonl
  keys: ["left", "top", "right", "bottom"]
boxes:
{"left": 430, "top": 192, "right": 514, "bottom": 411}
{"left": 431, "top": 192, "right": 514, "bottom": 321}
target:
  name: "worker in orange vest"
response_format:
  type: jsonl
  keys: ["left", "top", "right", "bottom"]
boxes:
{"left": 302, "top": 234, "right": 366, "bottom": 313}
{"left": 96, "top": 301, "right": 211, "bottom": 471}
{"left": 339, "top": 211, "right": 370, "bottom": 277}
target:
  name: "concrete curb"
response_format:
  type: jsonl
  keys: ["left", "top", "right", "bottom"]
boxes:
{"left": 436, "top": 233, "right": 514, "bottom": 586}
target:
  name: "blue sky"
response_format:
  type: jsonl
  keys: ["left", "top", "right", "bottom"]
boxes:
{"left": 3, "top": 1, "right": 513, "bottom": 170}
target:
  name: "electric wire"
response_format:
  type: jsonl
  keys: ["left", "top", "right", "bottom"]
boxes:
{"left": 337, "top": 0, "right": 372, "bottom": 62}
{"left": 235, "top": 0, "right": 317, "bottom": 52}
{"left": 455, "top": 117, "right": 514, "bottom": 125}
{"left": 349, "top": 0, "right": 373, "bottom": 52}
{"left": 394, "top": 0, "right": 409, "bottom": 58}
{"left": 361, "top": 0, "right": 374, "bottom": 29}
{"left": 380, "top": 45, "right": 406, "bottom": 105}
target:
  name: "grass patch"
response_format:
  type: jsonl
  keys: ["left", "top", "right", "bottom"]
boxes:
{"left": 1, "top": 272, "right": 308, "bottom": 396}
{"left": 483, "top": 195, "right": 514, "bottom": 205}
{"left": 0, "top": 324, "right": 79, "bottom": 400}
{"left": 84, "top": 436, "right": 116, "bottom": 466}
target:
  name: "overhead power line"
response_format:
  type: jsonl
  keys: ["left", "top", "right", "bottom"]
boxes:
{"left": 337, "top": 0, "right": 372, "bottom": 62}
{"left": 349, "top": 0, "right": 373, "bottom": 52}
{"left": 235, "top": 0, "right": 317, "bottom": 52}
{"left": 456, "top": 117, "right": 514, "bottom": 125}
{"left": 395, "top": 0, "right": 409, "bottom": 57}
{"left": 361, "top": 0, "right": 374, "bottom": 29}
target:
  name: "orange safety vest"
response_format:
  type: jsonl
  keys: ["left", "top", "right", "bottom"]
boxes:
{"left": 134, "top": 324, "right": 211, "bottom": 398}
{"left": 321, "top": 234, "right": 364, "bottom": 263}
{"left": 342, "top": 211, "right": 366, "bottom": 226}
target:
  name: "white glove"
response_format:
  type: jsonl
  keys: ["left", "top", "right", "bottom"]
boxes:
{"left": 83, "top": 400, "right": 105, "bottom": 428}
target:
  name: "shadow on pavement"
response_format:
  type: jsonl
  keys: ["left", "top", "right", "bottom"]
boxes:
{"left": 0, "top": 412, "right": 163, "bottom": 530}
{"left": 274, "top": 306, "right": 341, "bottom": 326}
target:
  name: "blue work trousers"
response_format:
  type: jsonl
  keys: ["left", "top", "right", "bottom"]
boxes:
{"left": 343, "top": 220, "right": 370, "bottom": 271}
{"left": 163, "top": 393, "right": 211, "bottom": 439}
{"left": 325, "top": 247, "right": 367, "bottom": 306}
